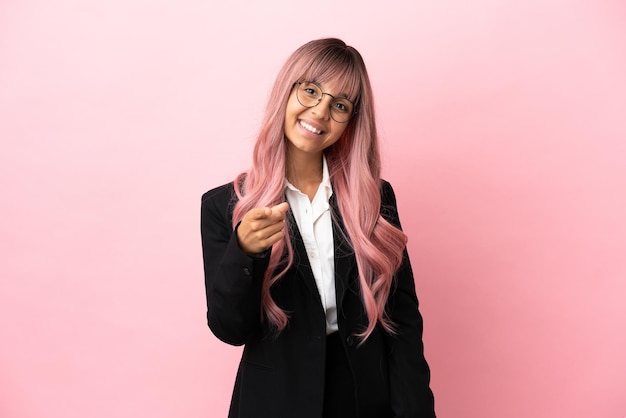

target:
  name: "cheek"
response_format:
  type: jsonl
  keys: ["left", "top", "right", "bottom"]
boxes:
{"left": 332, "top": 123, "right": 348, "bottom": 140}
{"left": 285, "top": 103, "right": 297, "bottom": 121}
{"left": 284, "top": 104, "right": 302, "bottom": 136}
{"left": 285, "top": 92, "right": 301, "bottom": 118}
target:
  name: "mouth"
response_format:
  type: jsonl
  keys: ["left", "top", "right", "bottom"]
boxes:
{"left": 299, "top": 120, "right": 323, "bottom": 135}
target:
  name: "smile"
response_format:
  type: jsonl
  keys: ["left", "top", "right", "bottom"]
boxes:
{"left": 299, "top": 120, "right": 323, "bottom": 135}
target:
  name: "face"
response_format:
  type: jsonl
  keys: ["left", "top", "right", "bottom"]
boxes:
{"left": 283, "top": 79, "right": 352, "bottom": 161}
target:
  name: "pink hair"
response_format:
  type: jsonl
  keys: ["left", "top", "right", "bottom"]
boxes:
{"left": 232, "top": 38, "right": 407, "bottom": 341}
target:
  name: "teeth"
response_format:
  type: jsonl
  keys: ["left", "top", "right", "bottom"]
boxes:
{"left": 300, "top": 120, "right": 322, "bottom": 134}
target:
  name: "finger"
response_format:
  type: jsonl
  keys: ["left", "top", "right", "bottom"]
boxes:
{"left": 269, "top": 202, "right": 290, "bottom": 220}
{"left": 251, "top": 207, "right": 272, "bottom": 220}
{"left": 263, "top": 225, "right": 286, "bottom": 247}
{"left": 248, "top": 214, "right": 283, "bottom": 233}
{"left": 260, "top": 219, "right": 286, "bottom": 240}
{"left": 249, "top": 207, "right": 272, "bottom": 221}
{"left": 240, "top": 220, "right": 285, "bottom": 254}
{"left": 272, "top": 202, "right": 289, "bottom": 213}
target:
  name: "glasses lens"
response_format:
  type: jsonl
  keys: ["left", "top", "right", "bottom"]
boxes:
{"left": 295, "top": 82, "right": 355, "bottom": 123}
{"left": 329, "top": 98, "right": 354, "bottom": 123}
{"left": 296, "top": 82, "right": 321, "bottom": 107}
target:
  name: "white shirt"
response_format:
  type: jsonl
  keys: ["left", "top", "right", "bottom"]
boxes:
{"left": 284, "top": 157, "right": 338, "bottom": 334}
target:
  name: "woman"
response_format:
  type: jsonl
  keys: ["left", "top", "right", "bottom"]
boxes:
{"left": 201, "top": 38, "right": 436, "bottom": 418}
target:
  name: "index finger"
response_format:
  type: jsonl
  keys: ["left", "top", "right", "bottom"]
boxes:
{"left": 270, "top": 202, "right": 289, "bottom": 217}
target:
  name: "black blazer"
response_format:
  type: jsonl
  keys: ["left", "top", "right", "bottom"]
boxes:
{"left": 201, "top": 180, "right": 435, "bottom": 418}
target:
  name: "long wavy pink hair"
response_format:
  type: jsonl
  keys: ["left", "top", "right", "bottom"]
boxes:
{"left": 232, "top": 38, "right": 408, "bottom": 341}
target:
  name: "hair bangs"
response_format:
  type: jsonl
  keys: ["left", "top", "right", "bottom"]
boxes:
{"left": 301, "top": 49, "right": 362, "bottom": 105}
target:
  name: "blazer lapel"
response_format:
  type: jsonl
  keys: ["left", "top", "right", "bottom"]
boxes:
{"left": 286, "top": 207, "right": 324, "bottom": 306}
{"left": 330, "top": 194, "right": 357, "bottom": 307}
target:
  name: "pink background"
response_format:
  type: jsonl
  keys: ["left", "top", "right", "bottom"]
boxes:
{"left": 1, "top": 0, "right": 625, "bottom": 417}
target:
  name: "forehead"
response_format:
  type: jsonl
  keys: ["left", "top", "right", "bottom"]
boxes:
{"left": 307, "top": 75, "right": 360, "bottom": 101}
{"left": 311, "top": 79, "right": 350, "bottom": 98}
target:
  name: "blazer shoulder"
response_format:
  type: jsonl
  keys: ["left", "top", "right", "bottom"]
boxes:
{"left": 201, "top": 181, "right": 235, "bottom": 204}
{"left": 379, "top": 179, "right": 397, "bottom": 206}
{"left": 201, "top": 182, "right": 239, "bottom": 226}
{"left": 379, "top": 179, "right": 403, "bottom": 229}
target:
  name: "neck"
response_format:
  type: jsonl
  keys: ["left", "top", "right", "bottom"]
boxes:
{"left": 286, "top": 147, "right": 323, "bottom": 181}
{"left": 286, "top": 148, "right": 324, "bottom": 200}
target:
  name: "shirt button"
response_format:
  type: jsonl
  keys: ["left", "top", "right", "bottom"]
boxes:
{"left": 346, "top": 336, "right": 354, "bottom": 347}
{"left": 242, "top": 267, "right": 251, "bottom": 276}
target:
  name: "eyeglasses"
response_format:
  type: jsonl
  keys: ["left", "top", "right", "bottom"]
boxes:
{"left": 294, "top": 81, "right": 356, "bottom": 123}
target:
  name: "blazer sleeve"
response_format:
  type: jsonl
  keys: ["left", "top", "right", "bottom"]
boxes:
{"left": 200, "top": 184, "right": 270, "bottom": 346}
{"left": 380, "top": 181, "right": 436, "bottom": 418}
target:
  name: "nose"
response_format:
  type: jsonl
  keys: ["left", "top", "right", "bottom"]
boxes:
{"left": 310, "top": 94, "right": 332, "bottom": 120}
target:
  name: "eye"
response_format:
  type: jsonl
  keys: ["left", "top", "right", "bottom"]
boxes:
{"left": 300, "top": 83, "right": 320, "bottom": 98}
{"left": 333, "top": 100, "right": 351, "bottom": 113}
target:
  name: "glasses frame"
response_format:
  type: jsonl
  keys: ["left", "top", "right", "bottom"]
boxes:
{"left": 293, "top": 81, "right": 357, "bottom": 123}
